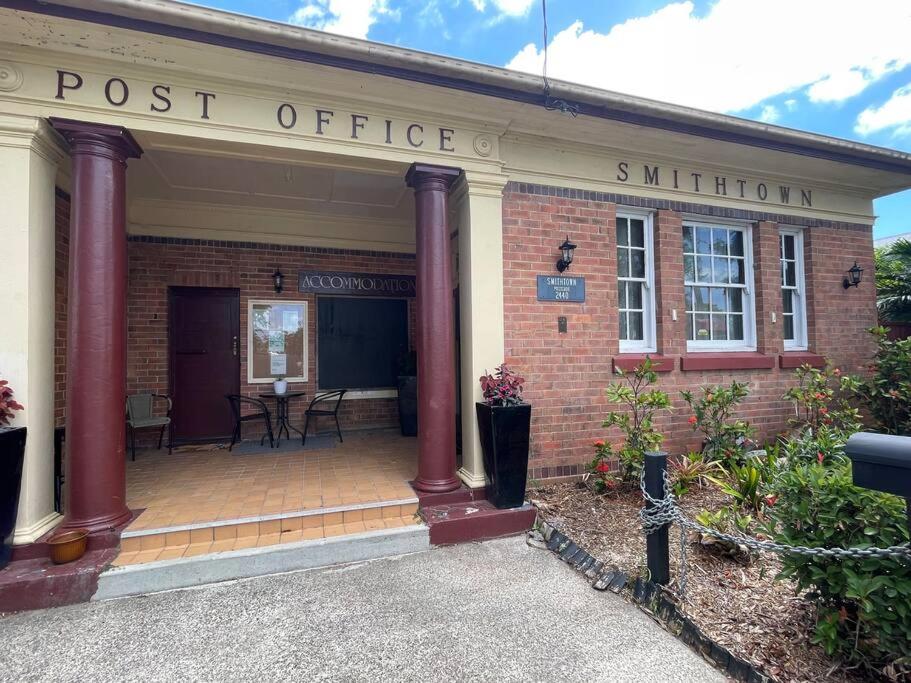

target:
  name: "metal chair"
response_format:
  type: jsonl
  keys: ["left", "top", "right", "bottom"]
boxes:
{"left": 226, "top": 394, "right": 275, "bottom": 451}
{"left": 126, "top": 393, "right": 172, "bottom": 461}
{"left": 302, "top": 390, "right": 347, "bottom": 447}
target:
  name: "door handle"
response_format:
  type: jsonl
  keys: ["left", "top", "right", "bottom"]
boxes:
{"left": 232, "top": 336, "right": 239, "bottom": 356}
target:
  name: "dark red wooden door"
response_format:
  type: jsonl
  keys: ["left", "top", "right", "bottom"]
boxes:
{"left": 168, "top": 287, "right": 240, "bottom": 443}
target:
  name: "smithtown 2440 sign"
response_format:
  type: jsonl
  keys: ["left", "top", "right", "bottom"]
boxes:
{"left": 298, "top": 272, "right": 416, "bottom": 298}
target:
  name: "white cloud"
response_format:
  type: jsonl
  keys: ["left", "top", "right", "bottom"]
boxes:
{"left": 470, "top": 0, "right": 534, "bottom": 18}
{"left": 856, "top": 83, "right": 911, "bottom": 137}
{"left": 289, "top": 0, "right": 398, "bottom": 39}
{"left": 784, "top": 99, "right": 798, "bottom": 112}
{"left": 758, "top": 105, "right": 779, "bottom": 124}
{"left": 505, "top": 0, "right": 911, "bottom": 114}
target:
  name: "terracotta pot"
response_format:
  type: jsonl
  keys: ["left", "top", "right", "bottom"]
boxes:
{"left": 47, "top": 529, "right": 89, "bottom": 564}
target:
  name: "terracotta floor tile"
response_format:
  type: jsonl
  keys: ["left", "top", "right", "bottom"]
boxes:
{"left": 183, "top": 542, "right": 212, "bottom": 557}
{"left": 209, "top": 539, "right": 236, "bottom": 553}
{"left": 112, "top": 551, "right": 138, "bottom": 566}
{"left": 256, "top": 533, "right": 281, "bottom": 548}
{"left": 324, "top": 524, "right": 347, "bottom": 537}
{"left": 132, "top": 548, "right": 164, "bottom": 563}
{"left": 301, "top": 527, "right": 324, "bottom": 540}
{"left": 343, "top": 522, "right": 366, "bottom": 534}
{"left": 232, "top": 535, "right": 259, "bottom": 550}
{"left": 156, "top": 546, "right": 188, "bottom": 561}
{"left": 279, "top": 530, "right": 303, "bottom": 544}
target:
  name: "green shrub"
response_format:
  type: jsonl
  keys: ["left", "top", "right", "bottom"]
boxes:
{"left": 767, "top": 456, "right": 911, "bottom": 675}
{"left": 602, "top": 358, "right": 671, "bottom": 481}
{"left": 847, "top": 327, "right": 911, "bottom": 436}
{"left": 782, "top": 363, "right": 862, "bottom": 437}
{"left": 681, "top": 381, "right": 754, "bottom": 463}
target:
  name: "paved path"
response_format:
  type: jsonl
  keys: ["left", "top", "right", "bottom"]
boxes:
{"left": 0, "top": 537, "right": 723, "bottom": 682}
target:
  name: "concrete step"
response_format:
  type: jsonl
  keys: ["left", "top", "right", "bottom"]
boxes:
{"left": 419, "top": 500, "right": 536, "bottom": 545}
{"left": 95, "top": 524, "right": 430, "bottom": 600}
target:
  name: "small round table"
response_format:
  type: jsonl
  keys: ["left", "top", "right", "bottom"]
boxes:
{"left": 259, "top": 391, "right": 306, "bottom": 445}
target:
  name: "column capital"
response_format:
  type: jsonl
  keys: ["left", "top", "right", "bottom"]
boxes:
{"left": 50, "top": 118, "right": 143, "bottom": 163}
{"left": 0, "top": 114, "right": 66, "bottom": 165}
{"left": 405, "top": 163, "right": 461, "bottom": 192}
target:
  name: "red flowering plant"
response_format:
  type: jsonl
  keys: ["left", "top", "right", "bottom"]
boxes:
{"left": 479, "top": 364, "right": 525, "bottom": 407}
{"left": 0, "top": 379, "right": 24, "bottom": 426}
{"left": 782, "top": 363, "right": 860, "bottom": 437}
{"left": 681, "top": 381, "right": 754, "bottom": 465}
{"left": 583, "top": 440, "right": 618, "bottom": 494}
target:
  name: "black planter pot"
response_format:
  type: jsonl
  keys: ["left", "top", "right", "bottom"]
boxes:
{"left": 0, "top": 426, "right": 27, "bottom": 570}
{"left": 476, "top": 402, "right": 531, "bottom": 509}
{"left": 397, "top": 375, "right": 418, "bottom": 437}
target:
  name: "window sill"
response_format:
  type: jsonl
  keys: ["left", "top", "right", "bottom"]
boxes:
{"left": 779, "top": 352, "right": 826, "bottom": 369}
{"left": 680, "top": 352, "right": 775, "bottom": 371}
{"left": 612, "top": 354, "right": 675, "bottom": 373}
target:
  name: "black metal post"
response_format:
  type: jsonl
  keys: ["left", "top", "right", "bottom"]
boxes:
{"left": 644, "top": 450, "right": 670, "bottom": 585}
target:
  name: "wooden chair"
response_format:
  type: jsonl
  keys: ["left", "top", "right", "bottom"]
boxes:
{"left": 126, "top": 393, "right": 172, "bottom": 461}
{"left": 226, "top": 394, "right": 275, "bottom": 451}
{"left": 302, "top": 390, "right": 347, "bottom": 447}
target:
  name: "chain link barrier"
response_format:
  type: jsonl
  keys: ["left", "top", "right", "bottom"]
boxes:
{"left": 639, "top": 469, "right": 911, "bottom": 598}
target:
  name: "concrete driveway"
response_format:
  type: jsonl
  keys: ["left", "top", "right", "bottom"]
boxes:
{"left": 0, "top": 537, "right": 723, "bottom": 682}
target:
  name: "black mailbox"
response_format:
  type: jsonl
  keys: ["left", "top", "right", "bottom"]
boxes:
{"left": 845, "top": 432, "right": 911, "bottom": 499}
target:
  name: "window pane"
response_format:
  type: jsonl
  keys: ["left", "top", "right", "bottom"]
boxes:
{"left": 630, "top": 219, "right": 644, "bottom": 247}
{"left": 617, "top": 248, "right": 629, "bottom": 278}
{"left": 782, "top": 289, "right": 793, "bottom": 313}
{"left": 683, "top": 226, "right": 694, "bottom": 253}
{"left": 694, "top": 287, "right": 711, "bottom": 311}
{"left": 730, "top": 259, "right": 745, "bottom": 284}
{"left": 628, "top": 281, "right": 643, "bottom": 309}
{"left": 712, "top": 314, "right": 728, "bottom": 340}
{"left": 710, "top": 287, "right": 727, "bottom": 312}
{"left": 729, "top": 314, "right": 744, "bottom": 340}
{"left": 729, "top": 230, "right": 744, "bottom": 256}
{"left": 694, "top": 314, "right": 711, "bottom": 340}
{"left": 616, "top": 218, "right": 628, "bottom": 246}
{"left": 712, "top": 229, "right": 729, "bottom": 255}
{"left": 686, "top": 313, "right": 694, "bottom": 340}
{"left": 685, "top": 286, "right": 694, "bottom": 311}
{"left": 618, "top": 280, "right": 627, "bottom": 309}
{"left": 784, "top": 315, "right": 794, "bottom": 340}
{"left": 696, "top": 227, "right": 712, "bottom": 254}
{"left": 784, "top": 234, "right": 795, "bottom": 260}
{"left": 697, "top": 255, "right": 712, "bottom": 282}
{"left": 619, "top": 311, "right": 628, "bottom": 340}
{"left": 713, "top": 257, "right": 730, "bottom": 284}
{"left": 628, "top": 312, "right": 644, "bottom": 340}
{"left": 631, "top": 249, "right": 645, "bottom": 278}
{"left": 684, "top": 255, "right": 695, "bottom": 281}
{"left": 785, "top": 261, "right": 796, "bottom": 287}
{"left": 728, "top": 288, "right": 743, "bottom": 313}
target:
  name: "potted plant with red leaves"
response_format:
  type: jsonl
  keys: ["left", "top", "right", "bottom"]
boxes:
{"left": 0, "top": 379, "right": 26, "bottom": 570}
{"left": 476, "top": 364, "right": 531, "bottom": 509}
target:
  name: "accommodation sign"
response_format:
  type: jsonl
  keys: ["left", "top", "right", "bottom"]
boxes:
{"left": 537, "top": 275, "right": 585, "bottom": 302}
{"left": 298, "top": 272, "right": 416, "bottom": 298}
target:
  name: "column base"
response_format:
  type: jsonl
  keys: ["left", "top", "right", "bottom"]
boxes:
{"left": 456, "top": 467, "right": 488, "bottom": 489}
{"left": 411, "top": 475, "right": 462, "bottom": 494}
{"left": 60, "top": 507, "right": 133, "bottom": 535}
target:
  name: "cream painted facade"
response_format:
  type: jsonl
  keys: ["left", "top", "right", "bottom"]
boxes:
{"left": 0, "top": 1, "right": 908, "bottom": 542}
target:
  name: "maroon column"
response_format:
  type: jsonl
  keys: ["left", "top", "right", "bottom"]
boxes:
{"left": 406, "top": 163, "right": 462, "bottom": 493}
{"left": 51, "top": 118, "right": 142, "bottom": 533}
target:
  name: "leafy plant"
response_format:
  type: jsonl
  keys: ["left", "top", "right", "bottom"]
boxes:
{"left": 479, "top": 364, "right": 525, "bottom": 407}
{"left": 681, "top": 381, "right": 754, "bottom": 463}
{"left": 706, "top": 462, "right": 765, "bottom": 513}
{"left": 846, "top": 327, "right": 911, "bottom": 435}
{"left": 0, "top": 380, "right": 23, "bottom": 426}
{"left": 766, "top": 456, "right": 911, "bottom": 675}
{"left": 875, "top": 238, "right": 911, "bottom": 322}
{"left": 583, "top": 440, "right": 618, "bottom": 494}
{"left": 602, "top": 358, "right": 672, "bottom": 481}
{"left": 783, "top": 363, "right": 862, "bottom": 437}
{"left": 669, "top": 452, "right": 722, "bottom": 497}
{"left": 694, "top": 505, "right": 754, "bottom": 560}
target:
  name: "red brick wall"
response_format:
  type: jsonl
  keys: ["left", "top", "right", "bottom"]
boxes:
{"left": 503, "top": 185, "right": 877, "bottom": 480}
{"left": 125, "top": 237, "right": 416, "bottom": 444}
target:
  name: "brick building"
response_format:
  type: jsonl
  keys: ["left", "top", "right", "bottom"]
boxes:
{"left": 0, "top": 0, "right": 905, "bottom": 604}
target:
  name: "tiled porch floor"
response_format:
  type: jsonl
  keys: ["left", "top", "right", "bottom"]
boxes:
{"left": 124, "top": 429, "right": 417, "bottom": 532}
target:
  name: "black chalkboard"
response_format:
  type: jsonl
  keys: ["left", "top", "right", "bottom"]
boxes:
{"left": 317, "top": 297, "right": 408, "bottom": 390}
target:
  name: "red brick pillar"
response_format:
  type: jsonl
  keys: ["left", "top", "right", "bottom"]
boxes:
{"left": 752, "top": 221, "right": 783, "bottom": 355}
{"left": 406, "top": 163, "right": 462, "bottom": 493}
{"left": 51, "top": 119, "right": 142, "bottom": 533}
{"left": 653, "top": 210, "right": 686, "bottom": 356}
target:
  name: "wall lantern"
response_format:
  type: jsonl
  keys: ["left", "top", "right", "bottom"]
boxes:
{"left": 272, "top": 268, "right": 285, "bottom": 294}
{"left": 842, "top": 261, "right": 863, "bottom": 289}
{"left": 556, "top": 236, "right": 577, "bottom": 273}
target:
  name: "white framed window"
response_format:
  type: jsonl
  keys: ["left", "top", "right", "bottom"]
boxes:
{"left": 616, "top": 210, "right": 656, "bottom": 352}
{"left": 683, "top": 220, "right": 756, "bottom": 351}
{"left": 779, "top": 228, "right": 807, "bottom": 350}
{"left": 247, "top": 300, "right": 308, "bottom": 383}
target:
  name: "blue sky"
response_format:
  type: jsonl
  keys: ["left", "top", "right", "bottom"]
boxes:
{"left": 195, "top": 0, "right": 911, "bottom": 239}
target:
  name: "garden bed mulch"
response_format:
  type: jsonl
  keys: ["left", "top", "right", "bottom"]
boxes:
{"left": 530, "top": 481, "right": 877, "bottom": 683}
